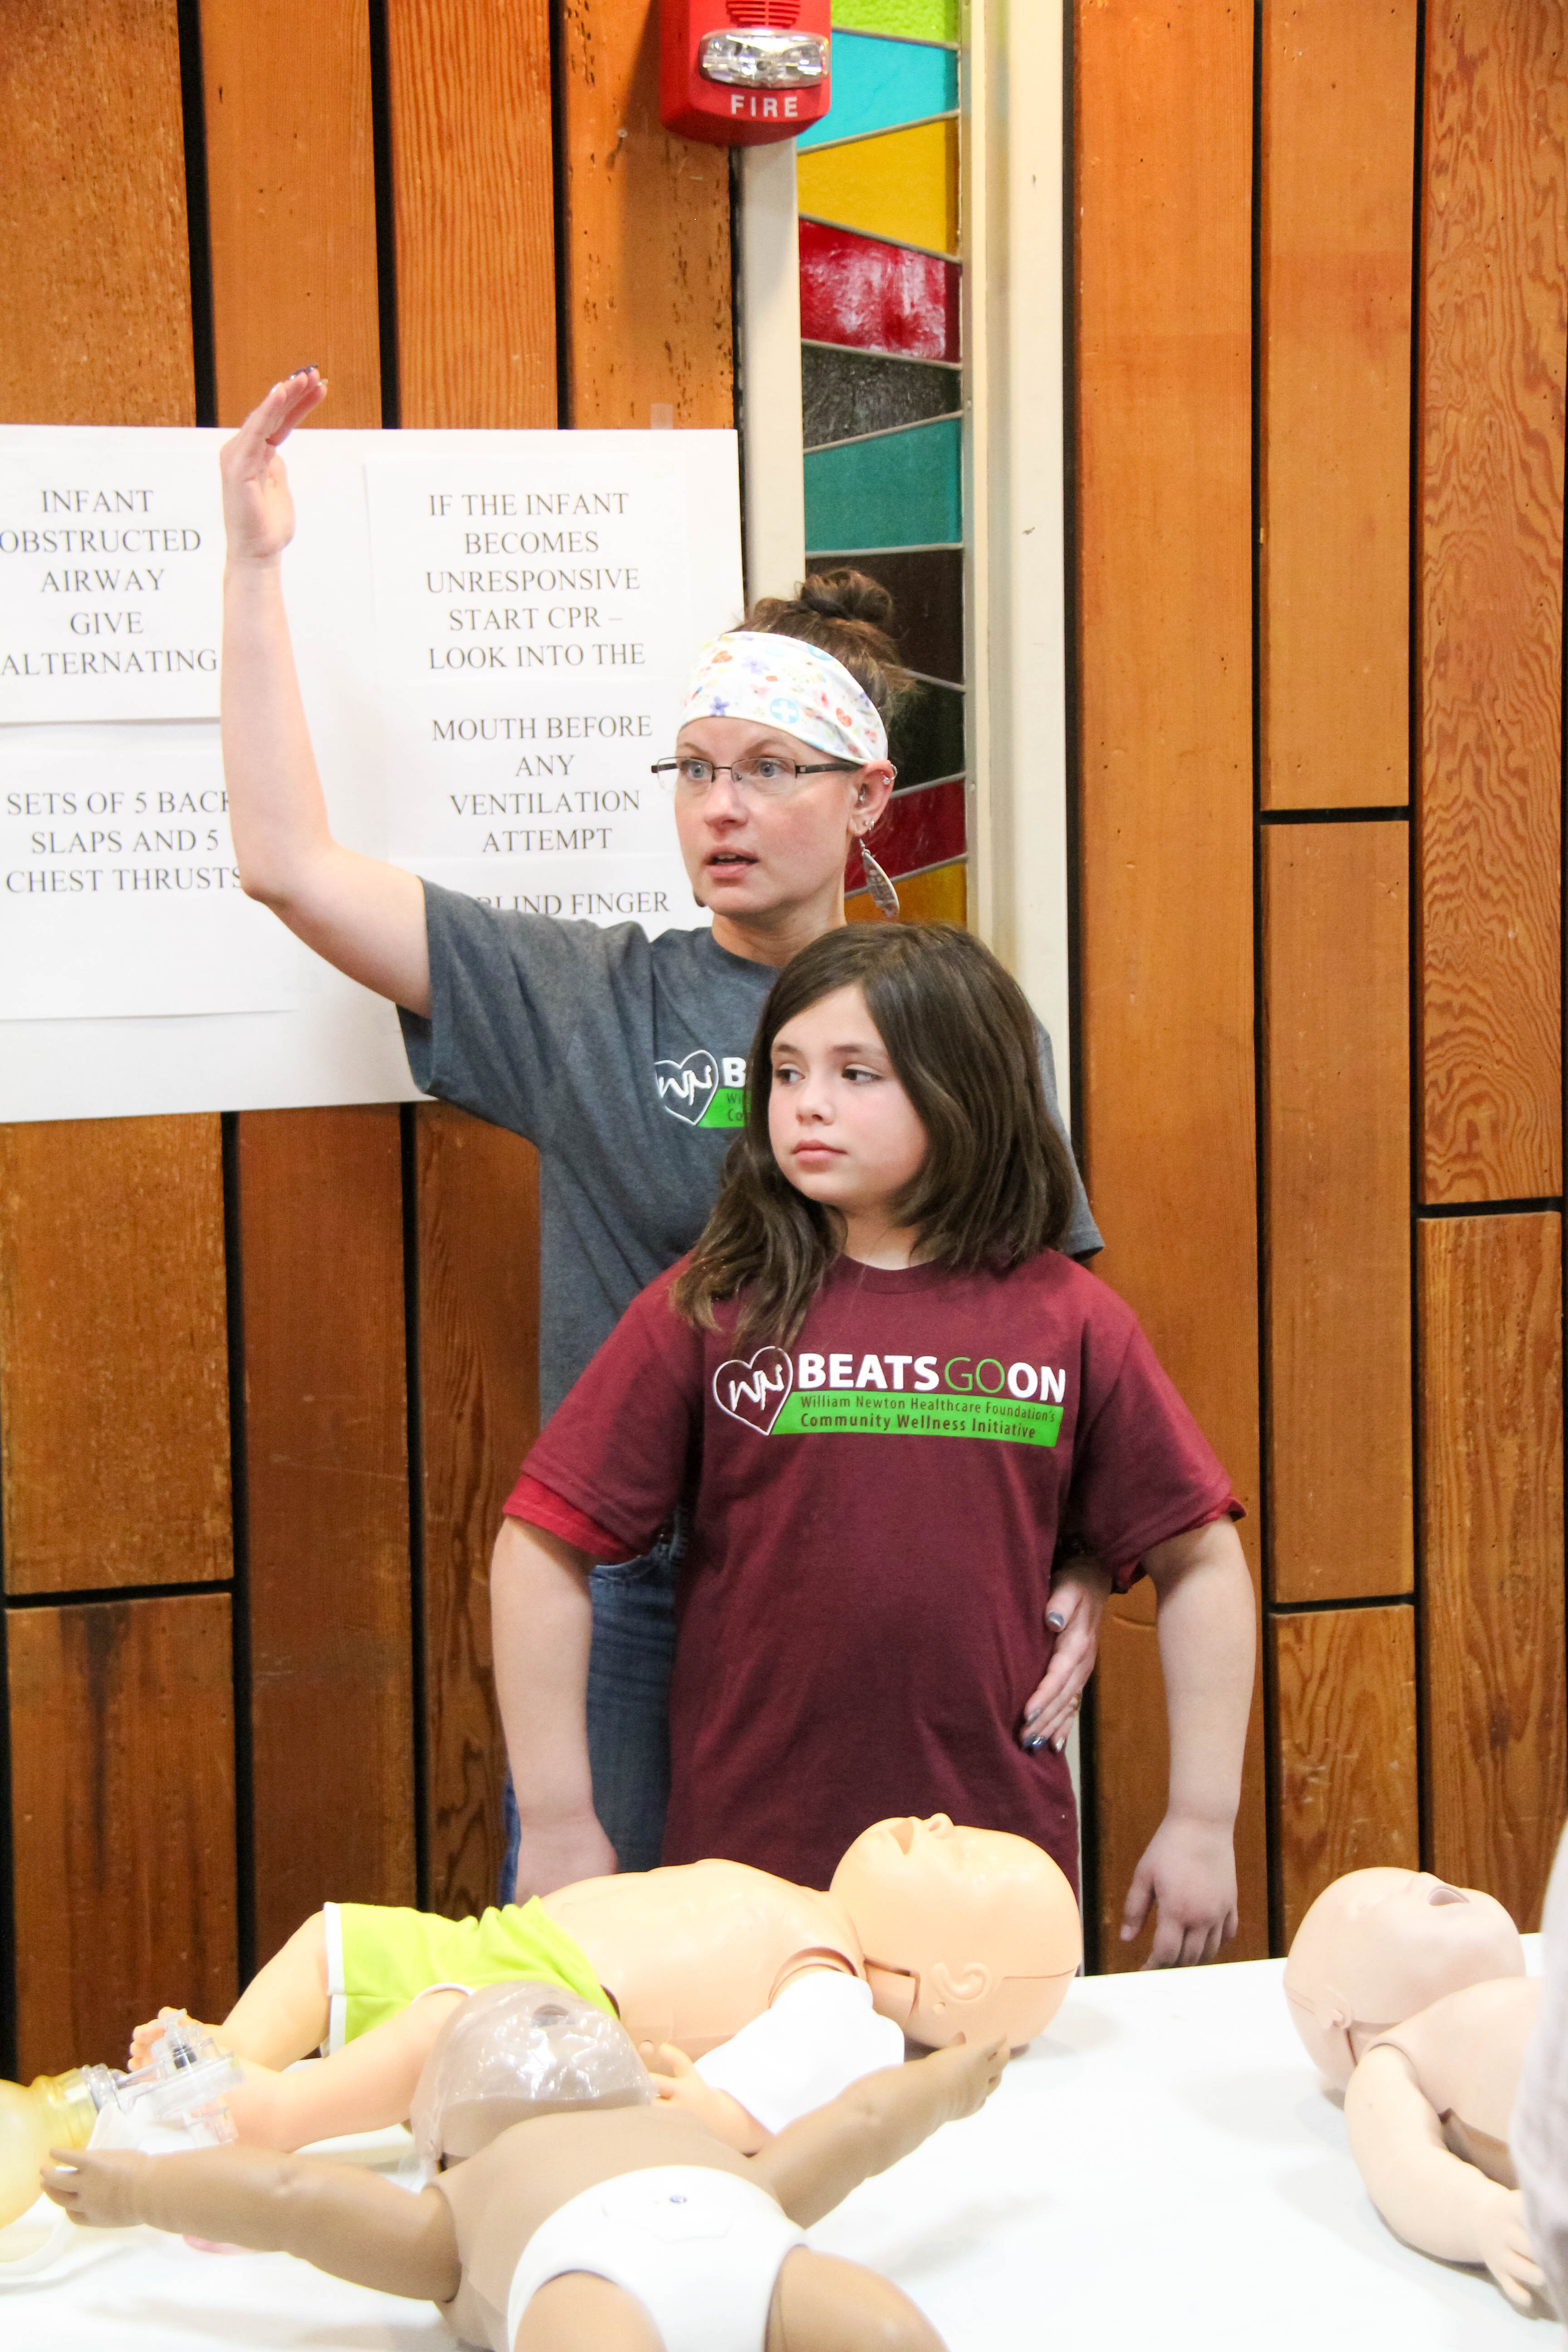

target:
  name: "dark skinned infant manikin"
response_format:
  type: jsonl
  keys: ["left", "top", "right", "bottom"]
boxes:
{"left": 43, "top": 1978, "right": 1009, "bottom": 2352}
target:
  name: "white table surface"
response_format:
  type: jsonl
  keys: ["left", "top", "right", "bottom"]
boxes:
{"left": 3, "top": 1950, "right": 1555, "bottom": 2349}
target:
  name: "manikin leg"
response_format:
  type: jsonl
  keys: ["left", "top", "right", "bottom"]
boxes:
{"left": 130, "top": 1910, "right": 331, "bottom": 2072}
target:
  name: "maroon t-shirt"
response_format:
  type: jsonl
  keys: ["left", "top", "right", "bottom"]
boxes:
{"left": 509, "top": 1251, "right": 1238, "bottom": 1894}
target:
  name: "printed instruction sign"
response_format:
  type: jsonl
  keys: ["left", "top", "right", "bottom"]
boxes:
{"left": 0, "top": 429, "right": 223, "bottom": 721}
{"left": 0, "top": 425, "right": 742, "bottom": 1122}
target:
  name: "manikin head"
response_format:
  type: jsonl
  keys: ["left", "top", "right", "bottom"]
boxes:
{"left": 1283, "top": 1867, "right": 1524, "bottom": 2088}
{"left": 410, "top": 1981, "right": 653, "bottom": 2164}
{"left": 830, "top": 1815, "right": 1081, "bottom": 2049}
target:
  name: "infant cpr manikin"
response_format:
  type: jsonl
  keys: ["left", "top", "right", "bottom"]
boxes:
{"left": 30, "top": 1816, "right": 1079, "bottom": 2164}
{"left": 1284, "top": 1866, "right": 1548, "bottom": 2313}
{"left": 39, "top": 1979, "right": 1011, "bottom": 2352}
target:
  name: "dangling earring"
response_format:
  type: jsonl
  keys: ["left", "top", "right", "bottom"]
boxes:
{"left": 858, "top": 839, "right": 901, "bottom": 921}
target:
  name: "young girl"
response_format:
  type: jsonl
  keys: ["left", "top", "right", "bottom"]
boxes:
{"left": 499, "top": 924, "right": 1255, "bottom": 1966}
{"left": 221, "top": 373, "right": 1102, "bottom": 1891}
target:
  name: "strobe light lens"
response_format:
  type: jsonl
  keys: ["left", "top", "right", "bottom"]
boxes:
{"left": 697, "top": 31, "right": 828, "bottom": 88}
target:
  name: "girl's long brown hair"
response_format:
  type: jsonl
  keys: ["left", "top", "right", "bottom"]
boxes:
{"left": 672, "top": 924, "right": 1080, "bottom": 1344}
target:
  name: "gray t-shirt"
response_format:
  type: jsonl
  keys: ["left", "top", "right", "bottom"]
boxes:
{"left": 399, "top": 881, "right": 1102, "bottom": 1421}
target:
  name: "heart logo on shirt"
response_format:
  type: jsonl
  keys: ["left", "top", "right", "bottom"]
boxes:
{"left": 655, "top": 1050, "right": 719, "bottom": 1127}
{"left": 712, "top": 1346, "right": 794, "bottom": 1434}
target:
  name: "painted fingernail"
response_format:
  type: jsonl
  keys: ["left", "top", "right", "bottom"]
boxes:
{"left": 1054, "top": 1734, "right": 1067, "bottom": 1752}
{"left": 1045, "top": 1612, "right": 1065, "bottom": 1630}
{"left": 1027, "top": 1735, "right": 1045, "bottom": 1750}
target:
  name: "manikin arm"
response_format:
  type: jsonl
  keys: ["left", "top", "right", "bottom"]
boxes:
{"left": 753, "top": 2036, "right": 1007, "bottom": 2230}
{"left": 1121, "top": 1517, "right": 1254, "bottom": 1966}
{"left": 219, "top": 371, "right": 430, "bottom": 1011}
{"left": 492, "top": 1517, "right": 618, "bottom": 1900}
{"left": 1344, "top": 2045, "right": 1548, "bottom": 2313}
{"left": 41, "top": 2144, "right": 460, "bottom": 2303}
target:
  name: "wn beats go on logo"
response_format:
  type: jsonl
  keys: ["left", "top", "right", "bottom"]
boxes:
{"left": 655, "top": 1050, "right": 746, "bottom": 1128}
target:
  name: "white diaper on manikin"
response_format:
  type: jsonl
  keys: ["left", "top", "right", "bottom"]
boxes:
{"left": 504, "top": 2164, "right": 806, "bottom": 2352}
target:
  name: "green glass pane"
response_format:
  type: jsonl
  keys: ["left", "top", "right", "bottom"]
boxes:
{"left": 832, "top": 0, "right": 959, "bottom": 42}
{"left": 804, "top": 414, "right": 961, "bottom": 552}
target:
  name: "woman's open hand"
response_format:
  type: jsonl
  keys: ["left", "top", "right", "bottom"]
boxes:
{"left": 1019, "top": 1557, "right": 1112, "bottom": 1752}
{"left": 219, "top": 368, "right": 327, "bottom": 567}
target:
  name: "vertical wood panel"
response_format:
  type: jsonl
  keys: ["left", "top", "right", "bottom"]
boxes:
{"left": 1264, "top": 824, "right": 1412, "bottom": 1601}
{"left": 0, "top": 0, "right": 194, "bottom": 425}
{"left": 0, "top": 1119, "right": 230, "bottom": 1594}
{"left": 560, "top": 0, "right": 734, "bottom": 427}
{"left": 1418, "top": 1, "right": 1566, "bottom": 1202}
{"left": 1259, "top": 0, "right": 1417, "bottom": 809}
{"left": 9, "top": 1595, "right": 237, "bottom": 2076}
{"left": 202, "top": 0, "right": 411, "bottom": 1958}
{"left": 200, "top": 0, "right": 381, "bottom": 426}
{"left": 1271, "top": 1604, "right": 1420, "bottom": 1945}
{"left": 1421, "top": 1213, "right": 1565, "bottom": 1929}
{"left": 1075, "top": 1, "right": 1266, "bottom": 1966}
{"left": 415, "top": 1108, "right": 540, "bottom": 1917}
{"left": 384, "top": 14, "right": 559, "bottom": 1914}
{"left": 237, "top": 1111, "right": 415, "bottom": 1961}
{"left": 386, "top": 0, "right": 557, "bottom": 430}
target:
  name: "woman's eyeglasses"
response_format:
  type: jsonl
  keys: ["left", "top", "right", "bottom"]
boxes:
{"left": 650, "top": 753, "right": 858, "bottom": 800}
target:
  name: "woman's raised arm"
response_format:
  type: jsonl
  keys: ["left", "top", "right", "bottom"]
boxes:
{"left": 220, "top": 370, "right": 431, "bottom": 1015}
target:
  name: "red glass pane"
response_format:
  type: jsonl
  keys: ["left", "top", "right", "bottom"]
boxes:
{"left": 847, "top": 774, "right": 965, "bottom": 889}
{"left": 799, "top": 219, "right": 960, "bottom": 363}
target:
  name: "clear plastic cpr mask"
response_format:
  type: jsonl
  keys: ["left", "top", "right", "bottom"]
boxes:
{"left": 410, "top": 1981, "right": 654, "bottom": 2165}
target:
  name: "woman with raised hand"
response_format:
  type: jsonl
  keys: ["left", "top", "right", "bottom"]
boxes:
{"left": 219, "top": 371, "right": 1104, "bottom": 1896}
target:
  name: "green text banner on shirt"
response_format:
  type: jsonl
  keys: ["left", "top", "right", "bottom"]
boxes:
{"left": 0, "top": 425, "right": 741, "bottom": 1122}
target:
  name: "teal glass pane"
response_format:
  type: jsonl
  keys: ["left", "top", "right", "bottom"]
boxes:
{"left": 801, "top": 31, "right": 958, "bottom": 152}
{"left": 803, "top": 345, "right": 960, "bottom": 447}
{"left": 804, "top": 414, "right": 961, "bottom": 551}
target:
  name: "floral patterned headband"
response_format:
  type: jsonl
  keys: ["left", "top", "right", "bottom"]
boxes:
{"left": 679, "top": 630, "right": 888, "bottom": 767}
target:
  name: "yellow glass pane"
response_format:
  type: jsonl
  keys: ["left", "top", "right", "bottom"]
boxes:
{"left": 848, "top": 858, "right": 967, "bottom": 926}
{"left": 796, "top": 119, "right": 958, "bottom": 258}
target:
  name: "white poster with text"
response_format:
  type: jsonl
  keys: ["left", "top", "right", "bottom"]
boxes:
{"left": 0, "top": 426, "right": 742, "bottom": 1121}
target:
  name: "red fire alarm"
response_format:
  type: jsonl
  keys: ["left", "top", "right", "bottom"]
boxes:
{"left": 660, "top": 0, "right": 833, "bottom": 146}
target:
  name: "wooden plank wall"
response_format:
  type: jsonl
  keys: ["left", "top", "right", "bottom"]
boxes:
{"left": 1076, "top": 0, "right": 1567, "bottom": 1959}
{"left": 0, "top": 0, "right": 730, "bottom": 2076}
{"left": 3, "top": 0, "right": 1562, "bottom": 2068}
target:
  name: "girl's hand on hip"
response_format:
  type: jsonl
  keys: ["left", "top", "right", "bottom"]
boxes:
{"left": 1121, "top": 1813, "right": 1238, "bottom": 1967}
{"left": 1019, "top": 1558, "right": 1112, "bottom": 1751}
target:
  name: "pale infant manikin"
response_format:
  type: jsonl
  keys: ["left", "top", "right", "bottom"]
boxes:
{"left": 43, "top": 1977, "right": 1009, "bottom": 2352}
{"left": 1283, "top": 1864, "right": 1548, "bottom": 2312}
{"left": 122, "top": 1815, "right": 1081, "bottom": 2157}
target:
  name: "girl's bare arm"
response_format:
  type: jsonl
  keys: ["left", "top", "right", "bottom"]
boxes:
{"left": 492, "top": 1516, "right": 618, "bottom": 1901}
{"left": 1121, "top": 1516, "right": 1255, "bottom": 1966}
{"left": 42, "top": 2144, "right": 460, "bottom": 2302}
{"left": 220, "top": 371, "right": 430, "bottom": 1013}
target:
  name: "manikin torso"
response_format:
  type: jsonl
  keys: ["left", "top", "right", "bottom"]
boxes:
{"left": 1370, "top": 1977, "right": 1542, "bottom": 2185}
{"left": 540, "top": 1863, "right": 864, "bottom": 2058}
{"left": 433, "top": 2104, "right": 758, "bottom": 2350}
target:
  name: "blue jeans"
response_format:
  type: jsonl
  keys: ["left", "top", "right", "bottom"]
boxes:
{"left": 500, "top": 1519, "right": 682, "bottom": 1900}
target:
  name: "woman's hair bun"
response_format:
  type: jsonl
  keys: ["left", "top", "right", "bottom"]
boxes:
{"left": 798, "top": 568, "right": 896, "bottom": 633}
{"left": 745, "top": 567, "right": 912, "bottom": 721}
